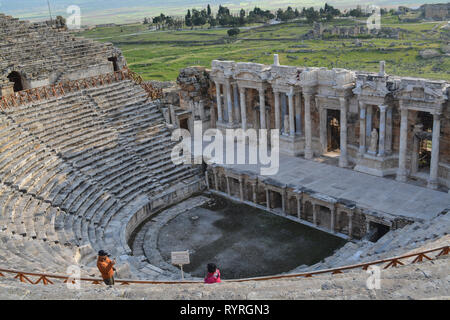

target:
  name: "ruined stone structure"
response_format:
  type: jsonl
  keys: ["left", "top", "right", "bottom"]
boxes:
{"left": 178, "top": 58, "right": 450, "bottom": 192}
{"left": 306, "top": 22, "right": 401, "bottom": 39}
{"left": 0, "top": 14, "right": 125, "bottom": 97}
{"left": 174, "top": 58, "right": 450, "bottom": 243}
{"left": 0, "top": 14, "right": 203, "bottom": 279}
{"left": 0, "top": 13, "right": 448, "bottom": 294}
{"left": 420, "top": 3, "right": 450, "bottom": 20}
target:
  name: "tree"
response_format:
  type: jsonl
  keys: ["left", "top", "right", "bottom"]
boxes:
{"left": 239, "top": 9, "right": 246, "bottom": 25}
{"left": 209, "top": 17, "right": 217, "bottom": 28}
{"left": 185, "top": 9, "right": 192, "bottom": 27}
{"left": 218, "top": 5, "right": 230, "bottom": 17}
{"left": 192, "top": 9, "right": 207, "bottom": 26}
{"left": 304, "top": 7, "right": 319, "bottom": 23}
{"left": 349, "top": 5, "right": 364, "bottom": 17}
{"left": 207, "top": 4, "right": 212, "bottom": 17}
{"left": 227, "top": 28, "right": 240, "bottom": 37}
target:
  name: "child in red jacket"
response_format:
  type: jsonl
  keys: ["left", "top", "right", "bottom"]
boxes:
{"left": 204, "top": 263, "right": 221, "bottom": 284}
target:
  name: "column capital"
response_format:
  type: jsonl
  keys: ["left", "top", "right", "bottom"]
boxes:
{"left": 432, "top": 112, "right": 442, "bottom": 119}
{"left": 379, "top": 104, "right": 388, "bottom": 112}
{"left": 339, "top": 97, "right": 348, "bottom": 109}
{"left": 358, "top": 100, "right": 366, "bottom": 109}
{"left": 287, "top": 86, "right": 295, "bottom": 97}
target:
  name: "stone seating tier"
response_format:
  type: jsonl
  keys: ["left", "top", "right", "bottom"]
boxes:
{"left": 0, "top": 80, "right": 201, "bottom": 278}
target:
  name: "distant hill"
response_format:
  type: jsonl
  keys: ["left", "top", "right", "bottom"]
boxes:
{"left": 1, "top": 1, "right": 444, "bottom": 25}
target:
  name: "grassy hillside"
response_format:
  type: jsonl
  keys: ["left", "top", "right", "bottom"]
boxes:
{"left": 77, "top": 17, "right": 450, "bottom": 81}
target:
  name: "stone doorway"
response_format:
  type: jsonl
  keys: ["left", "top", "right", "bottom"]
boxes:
{"left": 327, "top": 109, "right": 340, "bottom": 152}
{"left": 268, "top": 190, "right": 282, "bottom": 211}
{"left": 7, "top": 71, "right": 23, "bottom": 92}
{"left": 367, "top": 221, "right": 390, "bottom": 242}
{"left": 412, "top": 112, "right": 433, "bottom": 176}
{"left": 108, "top": 57, "right": 119, "bottom": 72}
{"left": 179, "top": 118, "right": 189, "bottom": 130}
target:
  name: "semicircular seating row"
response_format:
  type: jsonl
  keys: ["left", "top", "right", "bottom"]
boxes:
{"left": 0, "top": 79, "right": 201, "bottom": 279}
{"left": 0, "top": 14, "right": 116, "bottom": 83}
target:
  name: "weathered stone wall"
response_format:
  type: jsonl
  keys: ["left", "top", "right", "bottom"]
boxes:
{"left": 178, "top": 61, "right": 450, "bottom": 189}
{"left": 420, "top": 3, "right": 450, "bottom": 20}
{"left": 177, "top": 66, "right": 214, "bottom": 129}
{"left": 0, "top": 13, "right": 124, "bottom": 93}
{"left": 125, "top": 179, "right": 205, "bottom": 248}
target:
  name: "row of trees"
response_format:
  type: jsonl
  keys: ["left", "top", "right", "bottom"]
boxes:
{"left": 143, "top": 13, "right": 183, "bottom": 30}
{"left": 143, "top": 4, "right": 393, "bottom": 30}
{"left": 185, "top": 5, "right": 275, "bottom": 28}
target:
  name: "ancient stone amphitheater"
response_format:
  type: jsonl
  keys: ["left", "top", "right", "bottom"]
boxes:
{"left": 0, "top": 14, "right": 448, "bottom": 300}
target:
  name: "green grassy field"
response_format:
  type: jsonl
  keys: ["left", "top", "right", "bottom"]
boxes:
{"left": 77, "top": 16, "right": 450, "bottom": 81}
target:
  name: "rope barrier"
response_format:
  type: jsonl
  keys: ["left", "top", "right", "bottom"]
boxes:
{"left": 0, "top": 245, "right": 447, "bottom": 286}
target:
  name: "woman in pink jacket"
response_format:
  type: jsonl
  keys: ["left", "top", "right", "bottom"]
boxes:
{"left": 204, "top": 263, "right": 221, "bottom": 284}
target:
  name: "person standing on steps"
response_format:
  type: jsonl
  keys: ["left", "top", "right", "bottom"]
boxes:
{"left": 97, "top": 250, "right": 116, "bottom": 286}
{"left": 204, "top": 263, "right": 221, "bottom": 284}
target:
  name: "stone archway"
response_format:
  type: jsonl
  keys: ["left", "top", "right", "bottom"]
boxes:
{"left": 7, "top": 71, "right": 24, "bottom": 92}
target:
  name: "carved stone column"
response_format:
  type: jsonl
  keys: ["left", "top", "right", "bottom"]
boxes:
{"left": 239, "top": 87, "right": 247, "bottom": 130}
{"left": 330, "top": 206, "right": 335, "bottom": 233}
{"left": 226, "top": 176, "right": 231, "bottom": 195}
{"left": 288, "top": 90, "right": 295, "bottom": 136}
{"left": 225, "top": 79, "right": 233, "bottom": 124}
{"left": 205, "top": 171, "right": 210, "bottom": 189}
{"left": 239, "top": 177, "right": 244, "bottom": 201}
{"left": 348, "top": 212, "right": 353, "bottom": 239}
{"left": 366, "top": 105, "right": 373, "bottom": 143}
{"left": 319, "top": 102, "right": 327, "bottom": 154}
{"left": 377, "top": 105, "right": 387, "bottom": 157}
{"left": 304, "top": 93, "right": 313, "bottom": 159}
{"left": 313, "top": 204, "right": 318, "bottom": 226}
{"left": 296, "top": 196, "right": 302, "bottom": 219}
{"left": 428, "top": 112, "right": 441, "bottom": 189}
{"left": 281, "top": 190, "right": 286, "bottom": 214}
{"left": 259, "top": 88, "right": 266, "bottom": 130}
{"left": 215, "top": 82, "right": 223, "bottom": 123}
{"left": 396, "top": 107, "right": 408, "bottom": 182}
{"left": 359, "top": 102, "right": 366, "bottom": 155}
{"left": 274, "top": 90, "right": 281, "bottom": 131}
{"left": 295, "top": 93, "right": 302, "bottom": 134}
{"left": 233, "top": 84, "right": 240, "bottom": 123}
{"left": 386, "top": 107, "right": 393, "bottom": 154}
{"left": 213, "top": 169, "right": 219, "bottom": 190}
{"left": 339, "top": 97, "right": 348, "bottom": 167}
